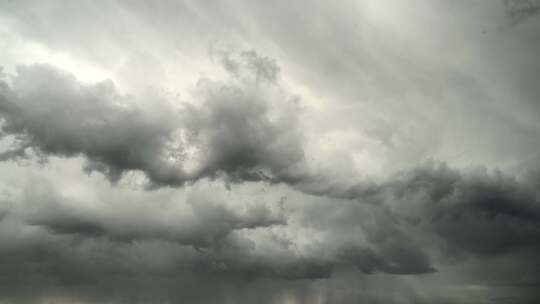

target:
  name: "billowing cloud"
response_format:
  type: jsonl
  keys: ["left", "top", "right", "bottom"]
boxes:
{"left": 387, "top": 163, "right": 540, "bottom": 257}
{"left": 0, "top": 50, "right": 305, "bottom": 187}
{"left": 1, "top": 0, "right": 540, "bottom": 303}
{"left": 2, "top": 160, "right": 540, "bottom": 303}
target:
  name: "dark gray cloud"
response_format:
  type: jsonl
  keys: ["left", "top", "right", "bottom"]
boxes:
{"left": 2, "top": 56, "right": 540, "bottom": 300}
{"left": 1, "top": 0, "right": 540, "bottom": 303}
{"left": 2, "top": 161, "right": 540, "bottom": 303}
{"left": 0, "top": 51, "right": 305, "bottom": 187}
{"left": 8, "top": 177, "right": 437, "bottom": 279}
{"left": 298, "top": 162, "right": 540, "bottom": 264}
{"left": 389, "top": 163, "right": 540, "bottom": 257}
{"left": 0, "top": 64, "right": 180, "bottom": 184}
{"left": 298, "top": 161, "right": 540, "bottom": 260}
{"left": 27, "top": 193, "right": 286, "bottom": 256}
{"left": 0, "top": 175, "right": 435, "bottom": 304}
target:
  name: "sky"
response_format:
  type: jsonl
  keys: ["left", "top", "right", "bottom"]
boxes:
{"left": 1, "top": 0, "right": 540, "bottom": 303}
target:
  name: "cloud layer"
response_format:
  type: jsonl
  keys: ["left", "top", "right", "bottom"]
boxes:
{"left": 0, "top": 51, "right": 305, "bottom": 187}
{"left": 1, "top": 1, "right": 540, "bottom": 303}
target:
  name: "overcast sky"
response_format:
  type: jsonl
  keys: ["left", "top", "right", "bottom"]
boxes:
{"left": 1, "top": 1, "right": 540, "bottom": 303}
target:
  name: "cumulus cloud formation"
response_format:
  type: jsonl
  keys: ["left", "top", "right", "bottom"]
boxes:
{"left": 385, "top": 163, "right": 540, "bottom": 257}
{"left": 0, "top": 50, "right": 305, "bottom": 187}
{"left": 1, "top": 160, "right": 540, "bottom": 303}
{"left": 1, "top": 0, "right": 540, "bottom": 303}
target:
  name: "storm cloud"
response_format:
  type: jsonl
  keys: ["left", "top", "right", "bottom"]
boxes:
{"left": 0, "top": 51, "right": 305, "bottom": 187}
{"left": 1, "top": 0, "right": 540, "bottom": 303}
